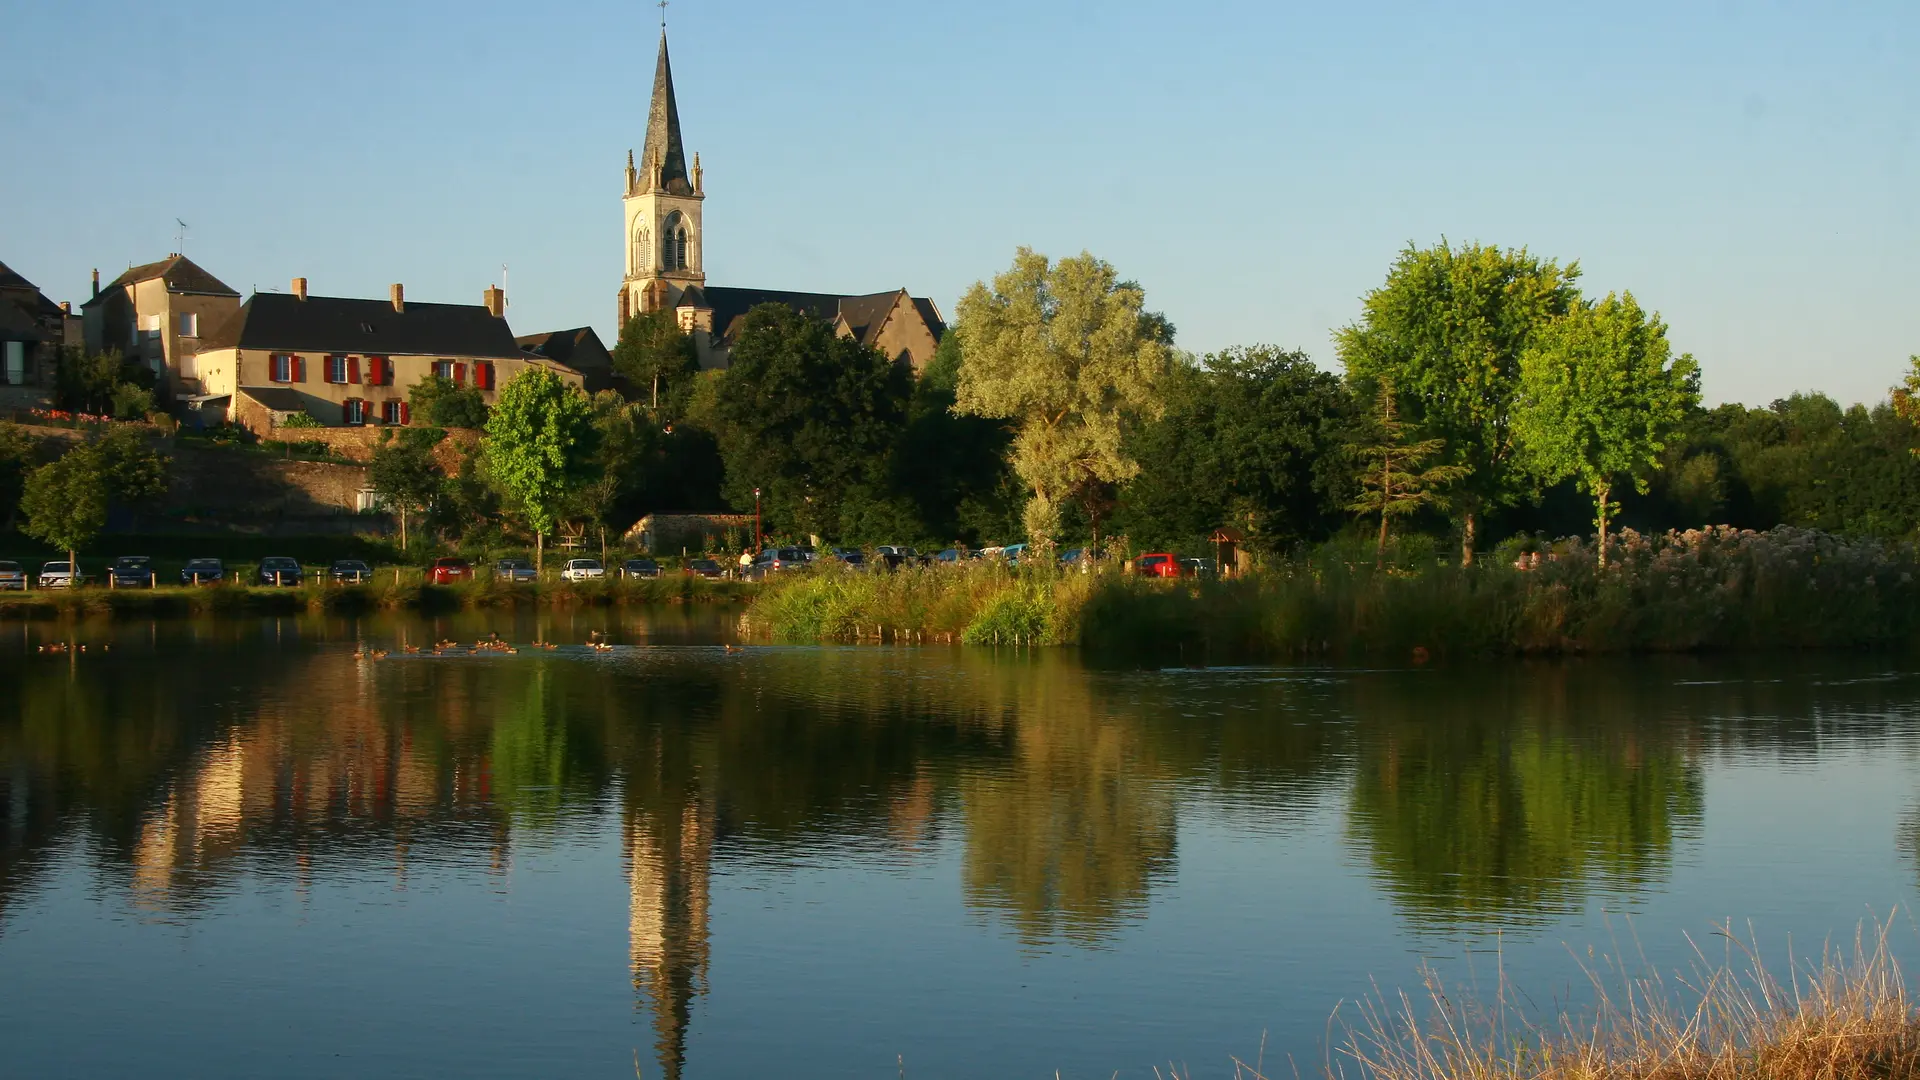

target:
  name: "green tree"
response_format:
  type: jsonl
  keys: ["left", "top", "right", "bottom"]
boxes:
{"left": 611, "top": 309, "right": 700, "bottom": 414}
{"left": 0, "top": 423, "right": 38, "bottom": 527}
{"left": 483, "top": 368, "right": 598, "bottom": 571}
{"left": 890, "top": 334, "right": 1017, "bottom": 547}
{"left": 952, "top": 248, "right": 1171, "bottom": 547}
{"left": 1119, "top": 346, "right": 1355, "bottom": 555}
{"left": 19, "top": 451, "right": 106, "bottom": 573}
{"left": 1336, "top": 241, "right": 1582, "bottom": 564}
{"left": 53, "top": 347, "right": 154, "bottom": 417}
{"left": 709, "top": 304, "right": 912, "bottom": 542}
{"left": 1349, "top": 382, "right": 1470, "bottom": 565}
{"left": 409, "top": 374, "right": 489, "bottom": 429}
{"left": 1515, "top": 293, "right": 1700, "bottom": 567}
{"left": 369, "top": 429, "right": 446, "bottom": 551}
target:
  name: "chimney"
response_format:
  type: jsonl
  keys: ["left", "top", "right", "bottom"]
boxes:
{"left": 59, "top": 301, "right": 71, "bottom": 314}
{"left": 391, "top": 283, "right": 405, "bottom": 313}
{"left": 90, "top": 269, "right": 99, "bottom": 298}
{"left": 292, "top": 277, "right": 308, "bottom": 301}
{"left": 483, "top": 285, "right": 505, "bottom": 318}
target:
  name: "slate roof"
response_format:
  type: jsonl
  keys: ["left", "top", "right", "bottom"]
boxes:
{"left": 641, "top": 32, "right": 692, "bottom": 195}
{"left": 81, "top": 254, "right": 239, "bottom": 307}
{"left": 0, "top": 260, "right": 37, "bottom": 292}
{"left": 689, "top": 286, "right": 947, "bottom": 348}
{"left": 200, "top": 292, "right": 527, "bottom": 359}
{"left": 236, "top": 386, "right": 311, "bottom": 412}
{"left": 0, "top": 295, "right": 44, "bottom": 341}
{"left": 518, "top": 326, "right": 613, "bottom": 391}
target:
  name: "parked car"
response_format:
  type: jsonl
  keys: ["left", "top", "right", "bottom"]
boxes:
{"left": 875, "top": 545, "right": 918, "bottom": 559}
{"left": 494, "top": 557, "right": 536, "bottom": 583}
{"left": 0, "top": 561, "right": 25, "bottom": 591}
{"left": 1135, "top": 553, "right": 1182, "bottom": 578}
{"left": 181, "top": 558, "right": 226, "bottom": 586}
{"left": 109, "top": 556, "right": 155, "bottom": 588}
{"left": 685, "top": 557, "right": 724, "bottom": 579}
{"left": 428, "top": 557, "right": 473, "bottom": 584}
{"left": 329, "top": 559, "right": 374, "bottom": 584}
{"left": 258, "top": 557, "right": 304, "bottom": 587}
{"left": 37, "top": 561, "right": 84, "bottom": 589}
{"left": 998, "top": 543, "right": 1029, "bottom": 566}
{"left": 561, "top": 558, "right": 606, "bottom": 582}
{"left": 621, "top": 558, "right": 660, "bottom": 579}
{"left": 749, "top": 547, "right": 808, "bottom": 580}
{"left": 829, "top": 548, "right": 867, "bottom": 569}
{"left": 1181, "top": 557, "right": 1217, "bottom": 578}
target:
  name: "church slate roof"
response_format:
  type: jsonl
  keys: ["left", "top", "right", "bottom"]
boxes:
{"left": 691, "top": 286, "right": 947, "bottom": 350}
{"left": 642, "top": 32, "right": 692, "bottom": 195}
{"left": 200, "top": 293, "right": 528, "bottom": 359}
{"left": 81, "top": 254, "right": 239, "bottom": 307}
{"left": 517, "top": 326, "right": 614, "bottom": 391}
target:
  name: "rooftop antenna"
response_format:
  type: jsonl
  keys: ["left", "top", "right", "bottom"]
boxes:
{"left": 501, "top": 263, "right": 510, "bottom": 310}
{"left": 174, "top": 218, "right": 190, "bottom": 254}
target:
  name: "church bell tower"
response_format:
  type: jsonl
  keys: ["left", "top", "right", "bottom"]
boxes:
{"left": 620, "top": 29, "right": 705, "bottom": 329}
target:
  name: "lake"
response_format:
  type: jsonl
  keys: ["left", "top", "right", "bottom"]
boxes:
{"left": 2, "top": 612, "right": 1917, "bottom": 1079}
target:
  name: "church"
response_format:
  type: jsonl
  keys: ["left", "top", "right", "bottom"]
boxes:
{"left": 615, "top": 30, "right": 947, "bottom": 374}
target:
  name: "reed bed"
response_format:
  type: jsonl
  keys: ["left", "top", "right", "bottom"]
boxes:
{"left": 1314, "top": 920, "right": 1920, "bottom": 1080}
{"left": 0, "top": 574, "right": 752, "bottom": 619}
{"left": 742, "top": 527, "right": 1920, "bottom": 659}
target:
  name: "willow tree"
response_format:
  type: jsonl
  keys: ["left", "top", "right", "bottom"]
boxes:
{"left": 1514, "top": 293, "right": 1700, "bottom": 568}
{"left": 1336, "top": 241, "right": 1582, "bottom": 564}
{"left": 952, "top": 248, "right": 1171, "bottom": 546}
{"left": 483, "top": 368, "right": 598, "bottom": 572}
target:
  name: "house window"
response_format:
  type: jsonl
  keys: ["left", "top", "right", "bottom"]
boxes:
{"left": 435, "top": 360, "right": 455, "bottom": 381}
{"left": 381, "top": 399, "right": 407, "bottom": 425}
{"left": 344, "top": 399, "right": 367, "bottom": 425}
{"left": 327, "top": 355, "right": 350, "bottom": 384}
{"left": 272, "top": 354, "right": 293, "bottom": 383}
{"left": 177, "top": 313, "right": 198, "bottom": 337}
{"left": 2, "top": 342, "right": 23, "bottom": 386}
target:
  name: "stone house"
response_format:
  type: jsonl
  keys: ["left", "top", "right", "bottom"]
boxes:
{"left": 79, "top": 254, "right": 242, "bottom": 399}
{"left": 517, "top": 326, "right": 616, "bottom": 393}
{"left": 194, "top": 280, "right": 585, "bottom": 432}
{"left": 0, "top": 260, "right": 81, "bottom": 408}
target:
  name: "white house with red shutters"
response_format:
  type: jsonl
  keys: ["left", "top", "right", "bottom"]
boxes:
{"left": 191, "top": 278, "right": 584, "bottom": 432}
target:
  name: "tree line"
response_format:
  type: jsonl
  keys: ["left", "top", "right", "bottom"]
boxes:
{"left": 4, "top": 239, "right": 1916, "bottom": 564}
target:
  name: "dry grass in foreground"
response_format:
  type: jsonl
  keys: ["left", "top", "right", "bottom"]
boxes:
{"left": 1283, "top": 920, "right": 1920, "bottom": 1080}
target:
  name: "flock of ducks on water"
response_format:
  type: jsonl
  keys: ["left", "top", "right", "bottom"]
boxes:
{"left": 35, "top": 642, "right": 106, "bottom": 654}
{"left": 347, "top": 632, "right": 748, "bottom": 661}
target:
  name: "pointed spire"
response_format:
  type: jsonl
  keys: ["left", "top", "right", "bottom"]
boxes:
{"left": 642, "top": 31, "right": 691, "bottom": 195}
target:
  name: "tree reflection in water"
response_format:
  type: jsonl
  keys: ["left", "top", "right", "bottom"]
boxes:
{"left": 6, "top": 618, "right": 1920, "bottom": 1076}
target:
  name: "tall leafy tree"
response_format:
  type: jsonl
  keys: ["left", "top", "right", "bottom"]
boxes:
{"left": 52, "top": 347, "right": 154, "bottom": 417}
{"left": 953, "top": 248, "right": 1171, "bottom": 547}
{"left": 611, "top": 309, "right": 700, "bottom": 413}
{"left": 1336, "top": 241, "right": 1582, "bottom": 564}
{"left": 408, "top": 374, "right": 489, "bottom": 429}
{"left": 369, "top": 429, "right": 446, "bottom": 552}
{"left": 1349, "top": 382, "right": 1470, "bottom": 565}
{"left": 890, "top": 334, "right": 1017, "bottom": 546}
{"left": 19, "top": 451, "right": 107, "bottom": 574}
{"left": 483, "top": 369, "right": 598, "bottom": 571}
{"left": 1514, "top": 293, "right": 1701, "bottom": 567}
{"left": 709, "top": 304, "right": 912, "bottom": 541}
{"left": 1119, "top": 346, "right": 1355, "bottom": 555}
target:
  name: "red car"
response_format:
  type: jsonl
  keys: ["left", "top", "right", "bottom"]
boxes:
{"left": 1135, "top": 553, "right": 1183, "bottom": 578}
{"left": 428, "top": 557, "right": 472, "bottom": 584}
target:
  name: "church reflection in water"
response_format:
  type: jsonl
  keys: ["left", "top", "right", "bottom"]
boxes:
{"left": 7, "top": 615, "right": 1905, "bottom": 1076}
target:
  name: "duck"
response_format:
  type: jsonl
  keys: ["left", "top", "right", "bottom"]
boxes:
{"left": 723, "top": 644, "right": 743, "bottom": 655}
{"left": 370, "top": 649, "right": 390, "bottom": 660}
{"left": 403, "top": 645, "right": 421, "bottom": 655}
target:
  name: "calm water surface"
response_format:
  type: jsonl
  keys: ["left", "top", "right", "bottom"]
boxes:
{"left": 2, "top": 611, "right": 1918, "bottom": 1078}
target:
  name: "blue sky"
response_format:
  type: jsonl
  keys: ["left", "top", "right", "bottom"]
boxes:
{"left": 2, "top": 0, "right": 1914, "bottom": 406}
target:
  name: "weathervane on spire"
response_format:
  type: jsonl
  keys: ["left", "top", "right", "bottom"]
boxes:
{"left": 658, "top": 0, "right": 668, "bottom": 30}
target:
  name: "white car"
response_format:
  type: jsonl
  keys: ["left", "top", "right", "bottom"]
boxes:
{"left": 560, "top": 558, "right": 606, "bottom": 582}
{"left": 37, "top": 561, "right": 84, "bottom": 589}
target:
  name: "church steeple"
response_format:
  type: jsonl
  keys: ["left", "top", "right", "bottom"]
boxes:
{"left": 641, "top": 32, "right": 691, "bottom": 195}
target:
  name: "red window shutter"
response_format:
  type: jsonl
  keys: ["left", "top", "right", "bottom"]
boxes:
{"left": 378, "top": 357, "right": 390, "bottom": 385}
{"left": 480, "top": 363, "right": 493, "bottom": 390}
{"left": 293, "top": 355, "right": 306, "bottom": 383}
{"left": 399, "top": 402, "right": 410, "bottom": 426}
{"left": 349, "top": 356, "right": 362, "bottom": 384}
{"left": 453, "top": 363, "right": 466, "bottom": 386}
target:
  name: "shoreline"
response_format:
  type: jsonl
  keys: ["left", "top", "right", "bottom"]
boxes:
{"left": 0, "top": 577, "right": 754, "bottom": 619}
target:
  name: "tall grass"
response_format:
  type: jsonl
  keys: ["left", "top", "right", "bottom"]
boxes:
{"left": 1320, "top": 919, "right": 1920, "bottom": 1080}
{"left": 742, "top": 527, "right": 1920, "bottom": 659}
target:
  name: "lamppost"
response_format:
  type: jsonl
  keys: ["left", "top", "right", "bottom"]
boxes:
{"left": 753, "top": 488, "right": 762, "bottom": 552}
